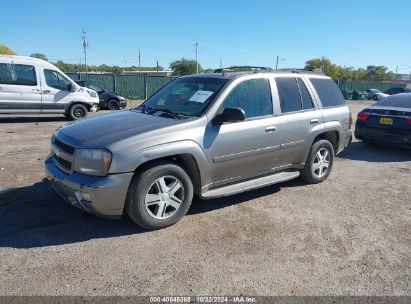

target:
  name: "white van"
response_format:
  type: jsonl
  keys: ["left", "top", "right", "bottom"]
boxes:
{"left": 0, "top": 55, "right": 99, "bottom": 120}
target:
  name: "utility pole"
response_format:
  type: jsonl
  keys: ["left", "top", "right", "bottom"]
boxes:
{"left": 220, "top": 57, "right": 222, "bottom": 69}
{"left": 82, "top": 29, "right": 88, "bottom": 75}
{"left": 275, "top": 55, "right": 279, "bottom": 70}
{"left": 194, "top": 42, "right": 199, "bottom": 74}
{"left": 138, "top": 49, "right": 141, "bottom": 71}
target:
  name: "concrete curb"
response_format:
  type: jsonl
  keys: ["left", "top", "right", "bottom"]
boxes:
{"left": 0, "top": 188, "right": 25, "bottom": 205}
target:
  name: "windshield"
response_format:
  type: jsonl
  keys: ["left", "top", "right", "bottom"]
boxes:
{"left": 87, "top": 83, "right": 104, "bottom": 93}
{"left": 139, "top": 77, "right": 228, "bottom": 117}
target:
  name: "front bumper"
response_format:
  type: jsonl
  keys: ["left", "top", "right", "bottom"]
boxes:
{"left": 44, "top": 155, "right": 134, "bottom": 218}
{"left": 90, "top": 104, "right": 98, "bottom": 112}
{"left": 119, "top": 99, "right": 128, "bottom": 108}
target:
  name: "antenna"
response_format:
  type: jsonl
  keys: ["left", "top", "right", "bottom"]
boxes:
{"left": 82, "top": 29, "right": 89, "bottom": 75}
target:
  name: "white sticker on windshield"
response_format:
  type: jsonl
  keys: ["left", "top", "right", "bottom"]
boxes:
{"left": 189, "top": 90, "right": 214, "bottom": 103}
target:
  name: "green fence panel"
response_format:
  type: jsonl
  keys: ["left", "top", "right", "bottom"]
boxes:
{"left": 114, "top": 74, "right": 146, "bottom": 99}
{"left": 66, "top": 72, "right": 405, "bottom": 101}
{"left": 146, "top": 76, "right": 176, "bottom": 97}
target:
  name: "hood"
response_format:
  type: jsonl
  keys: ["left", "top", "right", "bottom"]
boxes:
{"left": 100, "top": 91, "right": 124, "bottom": 99}
{"left": 56, "top": 110, "right": 182, "bottom": 147}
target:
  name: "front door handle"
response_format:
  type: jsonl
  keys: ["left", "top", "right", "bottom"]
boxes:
{"left": 265, "top": 126, "right": 276, "bottom": 132}
{"left": 43, "top": 90, "right": 51, "bottom": 93}
{"left": 310, "top": 118, "right": 319, "bottom": 124}
{"left": 32, "top": 88, "right": 40, "bottom": 92}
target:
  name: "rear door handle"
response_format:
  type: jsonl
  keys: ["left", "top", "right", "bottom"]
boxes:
{"left": 43, "top": 90, "right": 51, "bottom": 93}
{"left": 310, "top": 119, "right": 319, "bottom": 124}
{"left": 32, "top": 88, "right": 40, "bottom": 92}
{"left": 265, "top": 126, "right": 276, "bottom": 132}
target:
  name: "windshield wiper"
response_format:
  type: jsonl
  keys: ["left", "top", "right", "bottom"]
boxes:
{"left": 137, "top": 104, "right": 182, "bottom": 120}
{"left": 152, "top": 108, "right": 182, "bottom": 120}
{"left": 137, "top": 104, "right": 154, "bottom": 113}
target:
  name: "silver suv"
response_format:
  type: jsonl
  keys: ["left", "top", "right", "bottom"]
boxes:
{"left": 45, "top": 68, "right": 352, "bottom": 230}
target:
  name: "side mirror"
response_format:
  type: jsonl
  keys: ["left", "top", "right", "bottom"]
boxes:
{"left": 69, "top": 83, "right": 76, "bottom": 92}
{"left": 213, "top": 107, "right": 246, "bottom": 125}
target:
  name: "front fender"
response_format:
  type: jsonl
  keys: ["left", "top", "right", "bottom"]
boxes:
{"left": 109, "top": 140, "right": 211, "bottom": 186}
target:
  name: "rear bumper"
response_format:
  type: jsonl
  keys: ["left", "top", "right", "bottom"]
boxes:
{"left": 355, "top": 125, "right": 411, "bottom": 148}
{"left": 44, "top": 155, "right": 134, "bottom": 218}
{"left": 337, "top": 130, "right": 352, "bottom": 154}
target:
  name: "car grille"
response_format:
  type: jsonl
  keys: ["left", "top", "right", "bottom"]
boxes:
{"left": 54, "top": 138, "right": 75, "bottom": 154}
{"left": 51, "top": 137, "right": 75, "bottom": 174}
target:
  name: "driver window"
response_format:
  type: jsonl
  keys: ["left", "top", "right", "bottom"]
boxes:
{"left": 44, "top": 69, "right": 71, "bottom": 91}
{"left": 223, "top": 78, "right": 273, "bottom": 119}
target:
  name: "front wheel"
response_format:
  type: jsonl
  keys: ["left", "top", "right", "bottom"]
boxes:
{"left": 300, "top": 139, "right": 334, "bottom": 184}
{"left": 125, "top": 161, "right": 194, "bottom": 230}
{"left": 107, "top": 99, "right": 120, "bottom": 110}
{"left": 68, "top": 104, "right": 88, "bottom": 120}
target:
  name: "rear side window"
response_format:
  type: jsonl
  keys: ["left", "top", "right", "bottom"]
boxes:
{"left": 276, "top": 78, "right": 302, "bottom": 113}
{"left": 276, "top": 77, "right": 314, "bottom": 113}
{"left": 44, "top": 69, "right": 71, "bottom": 91}
{"left": 0, "top": 63, "right": 37, "bottom": 86}
{"left": 297, "top": 78, "right": 314, "bottom": 109}
{"left": 310, "top": 78, "right": 345, "bottom": 107}
{"left": 223, "top": 78, "right": 273, "bottom": 119}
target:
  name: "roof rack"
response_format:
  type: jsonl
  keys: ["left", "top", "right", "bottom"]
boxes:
{"left": 213, "top": 66, "right": 272, "bottom": 73}
{"left": 276, "top": 68, "right": 325, "bottom": 75}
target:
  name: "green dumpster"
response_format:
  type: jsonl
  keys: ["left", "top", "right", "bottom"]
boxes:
{"left": 342, "top": 90, "right": 353, "bottom": 100}
{"left": 352, "top": 90, "right": 367, "bottom": 100}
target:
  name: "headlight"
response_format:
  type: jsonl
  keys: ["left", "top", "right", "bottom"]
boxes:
{"left": 86, "top": 90, "right": 98, "bottom": 98}
{"left": 119, "top": 97, "right": 125, "bottom": 101}
{"left": 73, "top": 149, "right": 112, "bottom": 176}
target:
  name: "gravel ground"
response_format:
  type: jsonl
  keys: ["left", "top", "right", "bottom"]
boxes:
{"left": 0, "top": 100, "right": 410, "bottom": 296}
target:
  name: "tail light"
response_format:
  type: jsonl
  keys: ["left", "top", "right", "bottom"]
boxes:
{"left": 349, "top": 112, "right": 353, "bottom": 129}
{"left": 357, "top": 112, "right": 370, "bottom": 121}
{"left": 406, "top": 117, "right": 411, "bottom": 125}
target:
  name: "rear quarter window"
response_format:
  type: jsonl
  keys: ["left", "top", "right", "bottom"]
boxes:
{"left": 310, "top": 78, "right": 345, "bottom": 107}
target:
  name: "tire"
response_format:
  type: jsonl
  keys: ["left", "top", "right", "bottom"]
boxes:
{"left": 107, "top": 99, "right": 120, "bottom": 110}
{"left": 125, "top": 161, "right": 194, "bottom": 230}
{"left": 300, "top": 139, "right": 334, "bottom": 184}
{"left": 68, "top": 104, "right": 88, "bottom": 120}
{"left": 373, "top": 95, "right": 379, "bottom": 101}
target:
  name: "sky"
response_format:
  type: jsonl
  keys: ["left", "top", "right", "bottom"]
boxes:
{"left": 1, "top": 0, "right": 410, "bottom": 73}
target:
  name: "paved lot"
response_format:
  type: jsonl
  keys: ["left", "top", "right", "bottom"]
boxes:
{"left": 0, "top": 101, "right": 410, "bottom": 296}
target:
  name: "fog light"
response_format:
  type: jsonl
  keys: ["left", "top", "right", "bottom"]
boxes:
{"left": 81, "top": 191, "right": 92, "bottom": 202}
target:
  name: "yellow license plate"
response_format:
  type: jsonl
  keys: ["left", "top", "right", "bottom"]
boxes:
{"left": 379, "top": 117, "right": 393, "bottom": 125}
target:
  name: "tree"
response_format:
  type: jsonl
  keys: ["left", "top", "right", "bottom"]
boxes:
{"left": 0, "top": 44, "right": 16, "bottom": 55}
{"left": 305, "top": 57, "right": 394, "bottom": 81}
{"left": 305, "top": 57, "right": 341, "bottom": 79}
{"left": 170, "top": 58, "right": 201, "bottom": 76}
{"left": 30, "top": 53, "right": 48, "bottom": 61}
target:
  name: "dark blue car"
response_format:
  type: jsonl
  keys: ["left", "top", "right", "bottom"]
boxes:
{"left": 355, "top": 93, "right": 411, "bottom": 148}
{"left": 75, "top": 80, "right": 127, "bottom": 110}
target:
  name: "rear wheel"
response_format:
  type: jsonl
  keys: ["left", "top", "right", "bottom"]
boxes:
{"left": 107, "top": 99, "right": 120, "bottom": 110}
{"left": 125, "top": 161, "right": 194, "bottom": 230}
{"left": 68, "top": 104, "right": 88, "bottom": 120}
{"left": 301, "top": 139, "right": 334, "bottom": 184}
